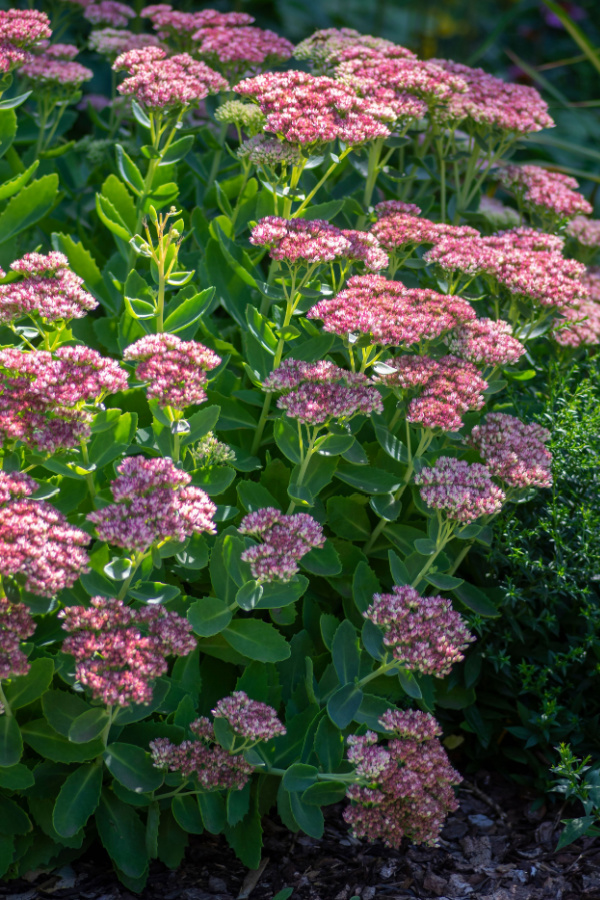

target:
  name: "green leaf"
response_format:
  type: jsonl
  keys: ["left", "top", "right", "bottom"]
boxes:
{"left": 246, "top": 305, "right": 278, "bottom": 355}
{"left": 273, "top": 418, "right": 302, "bottom": 464}
{"left": 0, "top": 796, "right": 31, "bottom": 835}
{"left": 556, "top": 816, "right": 597, "bottom": 850}
{"left": 301, "top": 781, "right": 347, "bottom": 806}
{"left": 160, "top": 135, "right": 194, "bottom": 165}
{"left": 0, "top": 716, "right": 22, "bottom": 767}
{"left": 172, "top": 794, "right": 204, "bottom": 834}
{"left": 69, "top": 708, "right": 110, "bottom": 744}
{"left": 327, "top": 684, "right": 363, "bottom": 729}
{"left": 101, "top": 173, "right": 137, "bottom": 231}
{"left": 335, "top": 463, "right": 402, "bottom": 494}
{"left": 354, "top": 693, "right": 392, "bottom": 731}
{"left": 188, "top": 597, "right": 232, "bottom": 637}
{"left": 0, "top": 174, "right": 58, "bottom": 245}
{"left": 226, "top": 780, "right": 251, "bottom": 827}
{"left": 255, "top": 576, "right": 308, "bottom": 609}
{"left": 388, "top": 550, "right": 410, "bottom": 586}
{"left": 116, "top": 144, "right": 144, "bottom": 193}
{"left": 314, "top": 717, "right": 344, "bottom": 770}
{"left": 425, "top": 573, "right": 464, "bottom": 591}
{"left": 300, "top": 541, "right": 342, "bottom": 577}
{"left": 103, "top": 742, "right": 164, "bottom": 793}
{"left": 21, "top": 720, "right": 104, "bottom": 763}
{"left": 352, "top": 562, "right": 380, "bottom": 613}
{"left": 327, "top": 496, "right": 371, "bottom": 541}
{"left": 289, "top": 791, "right": 324, "bottom": 838}
{"left": 96, "top": 789, "right": 148, "bottom": 879}
{"left": 398, "top": 669, "right": 423, "bottom": 700}
{"left": 180, "top": 405, "right": 220, "bottom": 446}
{"left": 113, "top": 679, "right": 170, "bottom": 725}
{"left": 95, "top": 192, "right": 131, "bottom": 242}
{"left": 0, "top": 764, "right": 34, "bottom": 790}
{"left": 53, "top": 764, "right": 103, "bottom": 838}
{"left": 0, "top": 108, "right": 16, "bottom": 157}
{"left": 4, "top": 657, "right": 53, "bottom": 709}
{"left": 41, "top": 690, "right": 91, "bottom": 737}
{"left": 332, "top": 620, "right": 361, "bottom": 684}
{"left": 236, "top": 580, "right": 263, "bottom": 611}
{"left": 198, "top": 791, "right": 227, "bottom": 834}
{"left": 316, "top": 433, "right": 355, "bottom": 456}
{"left": 163, "top": 288, "right": 215, "bottom": 334}
{"left": 223, "top": 619, "right": 291, "bottom": 662}
{"left": 361, "top": 619, "right": 385, "bottom": 661}
{"left": 453, "top": 582, "right": 500, "bottom": 617}
{"left": 224, "top": 799, "right": 263, "bottom": 869}
{"left": 52, "top": 232, "right": 114, "bottom": 310}
{"left": 0, "top": 91, "right": 31, "bottom": 110}
{"left": 283, "top": 763, "right": 319, "bottom": 792}
{"left": 0, "top": 160, "right": 38, "bottom": 201}
{"left": 298, "top": 199, "right": 344, "bottom": 221}
{"left": 373, "top": 422, "right": 409, "bottom": 463}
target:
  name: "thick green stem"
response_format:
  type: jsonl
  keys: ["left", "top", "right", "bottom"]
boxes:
{"left": 80, "top": 440, "right": 96, "bottom": 499}
{"left": 286, "top": 430, "right": 318, "bottom": 515}
{"left": 0, "top": 683, "right": 12, "bottom": 717}
{"left": 291, "top": 151, "right": 349, "bottom": 218}
{"left": 117, "top": 552, "right": 146, "bottom": 602}
{"left": 250, "top": 297, "right": 295, "bottom": 457}
{"left": 357, "top": 657, "right": 398, "bottom": 689}
{"left": 410, "top": 523, "right": 454, "bottom": 589}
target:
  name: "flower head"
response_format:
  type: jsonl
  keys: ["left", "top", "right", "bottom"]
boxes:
{"left": 0, "top": 597, "right": 35, "bottom": 680}
{"left": 415, "top": 456, "right": 505, "bottom": 523}
{"left": 567, "top": 216, "right": 600, "bottom": 248}
{"left": 192, "top": 25, "right": 293, "bottom": 78}
{"left": 215, "top": 99, "right": 265, "bottom": 131}
{"left": 212, "top": 691, "right": 286, "bottom": 741}
{"left": 20, "top": 55, "right": 93, "bottom": 91}
{"left": 237, "top": 134, "right": 303, "bottom": 168}
{"left": 115, "top": 47, "right": 228, "bottom": 112}
{"left": 294, "top": 28, "right": 415, "bottom": 70}
{"left": 444, "top": 317, "right": 525, "bottom": 366}
{"left": 89, "top": 27, "right": 162, "bottom": 60}
{"left": 552, "top": 297, "right": 600, "bottom": 347}
{"left": 250, "top": 218, "right": 386, "bottom": 270}
{"left": 239, "top": 507, "right": 325, "bottom": 582}
{"left": 83, "top": 1, "right": 135, "bottom": 27}
{"left": 498, "top": 165, "right": 592, "bottom": 220}
{"left": 469, "top": 413, "right": 552, "bottom": 488}
{"left": 0, "top": 10, "right": 51, "bottom": 49}
{"left": 1, "top": 252, "right": 97, "bottom": 324}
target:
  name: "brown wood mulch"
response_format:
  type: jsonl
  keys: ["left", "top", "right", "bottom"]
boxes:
{"left": 3, "top": 772, "right": 600, "bottom": 900}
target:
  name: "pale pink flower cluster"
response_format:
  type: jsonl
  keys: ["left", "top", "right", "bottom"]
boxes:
{"left": 567, "top": 216, "right": 600, "bottom": 248}
{"left": 498, "top": 165, "right": 592, "bottom": 219}
{"left": 250, "top": 217, "right": 387, "bottom": 270}
{"left": 553, "top": 293, "right": 600, "bottom": 347}
{"left": 0, "top": 9, "right": 51, "bottom": 48}
{"left": 124, "top": 334, "right": 221, "bottom": 411}
{"left": 444, "top": 318, "right": 525, "bottom": 366}
{"left": 0, "top": 252, "right": 97, "bottom": 324}
{"left": 21, "top": 55, "right": 93, "bottom": 89}
{"left": 485, "top": 227, "right": 565, "bottom": 253}
{"left": 83, "top": 1, "right": 135, "bottom": 27}
{"left": 469, "top": 413, "right": 552, "bottom": 489}
{"left": 150, "top": 717, "right": 254, "bottom": 791}
{"left": 89, "top": 28, "right": 162, "bottom": 60}
{"left": 0, "top": 346, "right": 127, "bottom": 452}
{"left": 374, "top": 199, "right": 422, "bottom": 217}
{"left": 371, "top": 208, "right": 478, "bottom": 252}
{"left": 376, "top": 355, "right": 487, "bottom": 432}
{"left": 193, "top": 26, "right": 293, "bottom": 74}
{"left": 236, "top": 70, "right": 396, "bottom": 146}
{"left": 87, "top": 456, "right": 217, "bottom": 552}
{"left": 114, "top": 47, "right": 228, "bottom": 112}
{"left": 60, "top": 596, "right": 196, "bottom": 706}
{"left": 263, "top": 359, "right": 383, "bottom": 425}
{"left": 415, "top": 457, "right": 505, "bottom": 523}
{"left": 0, "top": 596, "right": 35, "bottom": 680}
{"left": 239, "top": 507, "right": 325, "bottom": 582}
{"left": 344, "top": 710, "right": 461, "bottom": 847}
{"left": 432, "top": 59, "right": 554, "bottom": 133}
{"left": 0, "top": 42, "right": 30, "bottom": 74}
{"left": 142, "top": 5, "right": 252, "bottom": 46}
{"left": 212, "top": 691, "right": 286, "bottom": 741}
{"left": 237, "top": 135, "right": 303, "bottom": 168}
{"left": 0, "top": 476, "right": 89, "bottom": 597}
{"left": 364, "top": 585, "right": 474, "bottom": 676}
{"left": 583, "top": 267, "right": 600, "bottom": 301}
{"left": 308, "top": 274, "right": 475, "bottom": 347}
{"left": 36, "top": 41, "right": 80, "bottom": 60}
{"left": 294, "top": 28, "right": 415, "bottom": 69}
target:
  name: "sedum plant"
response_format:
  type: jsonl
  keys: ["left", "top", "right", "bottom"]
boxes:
{"left": 0, "top": 2, "right": 598, "bottom": 890}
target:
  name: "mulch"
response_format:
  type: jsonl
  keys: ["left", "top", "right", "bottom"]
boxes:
{"left": 3, "top": 772, "right": 600, "bottom": 900}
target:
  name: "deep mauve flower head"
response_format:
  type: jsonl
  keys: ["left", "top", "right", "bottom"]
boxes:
{"left": 340, "top": 231, "right": 389, "bottom": 271}
{"left": 371, "top": 210, "right": 478, "bottom": 253}
{"left": 365, "top": 586, "right": 474, "bottom": 676}
{"left": 263, "top": 359, "right": 383, "bottom": 425}
{"left": 124, "top": 333, "right": 221, "bottom": 411}
{"left": 239, "top": 507, "right": 325, "bottom": 582}
{"left": 478, "top": 195, "right": 520, "bottom": 229}
{"left": 238, "top": 135, "right": 303, "bottom": 168}
{"left": 469, "top": 413, "right": 552, "bottom": 489}
{"left": 0, "top": 597, "right": 35, "bottom": 680}
{"left": 114, "top": 47, "right": 228, "bottom": 113}
{"left": 1, "top": 252, "right": 98, "bottom": 324}
{"left": 444, "top": 317, "right": 526, "bottom": 366}
{"left": 87, "top": 456, "right": 217, "bottom": 553}
{"left": 0, "top": 470, "right": 37, "bottom": 505}
{"left": 374, "top": 199, "right": 421, "bottom": 218}
{"left": 236, "top": 70, "right": 395, "bottom": 147}
{"left": 415, "top": 456, "right": 505, "bottom": 523}
{"left": 498, "top": 165, "right": 592, "bottom": 219}
{"left": 552, "top": 298, "right": 600, "bottom": 347}
{"left": 20, "top": 55, "right": 93, "bottom": 91}
{"left": 0, "top": 43, "right": 31, "bottom": 75}
{"left": 431, "top": 59, "right": 554, "bottom": 134}
{"left": 89, "top": 28, "right": 162, "bottom": 60}
{"left": 344, "top": 710, "right": 461, "bottom": 847}
{"left": 60, "top": 596, "right": 196, "bottom": 707}
{"left": 250, "top": 217, "right": 386, "bottom": 270}
{"left": 567, "top": 216, "right": 600, "bottom": 248}
{"left": 83, "top": 1, "right": 135, "bottom": 27}
{"left": 212, "top": 691, "right": 286, "bottom": 741}
{"left": 192, "top": 25, "right": 293, "bottom": 77}
{"left": 294, "top": 28, "right": 415, "bottom": 71}
{"left": 0, "top": 10, "right": 51, "bottom": 49}
{"left": 150, "top": 716, "right": 254, "bottom": 791}
{"left": 0, "top": 497, "right": 89, "bottom": 597}
{"left": 308, "top": 275, "right": 475, "bottom": 348}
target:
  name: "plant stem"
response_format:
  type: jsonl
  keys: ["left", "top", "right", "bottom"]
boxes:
{"left": 80, "top": 440, "right": 96, "bottom": 499}
{"left": 291, "top": 151, "right": 350, "bottom": 218}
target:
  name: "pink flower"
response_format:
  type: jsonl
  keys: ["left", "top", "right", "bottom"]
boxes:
{"left": 83, "top": 1, "right": 135, "bottom": 27}
{"left": 567, "top": 216, "right": 600, "bottom": 248}
{"left": 371, "top": 209, "right": 477, "bottom": 252}
{"left": 89, "top": 28, "right": 162, "bottom": 60}
{"left": 212, "top": 691, "right": 286, "bottom": 741}
{"left": 87, "top": 456, "right": 216, "bottom": 552}
{"left": 192, "top": 25, "right": 293, "bottom": 76}
{"left": 498, "top": 164, "right": 592, "bottom": 219}
{"left": 250, "top": 218, "right": 387, "bottom": 270}
{"left": 142, "top": 5, "right": 253, "bottom": 48}
{"left": 0, "top": 597, "right": 35, "bottom": 680}
{"left": 0, "top": 470, "right": 37, "bottom": 505}
{"left": 239, "top": 507, "right": 325, "bottom": 582}
{"left": 0, "top": 9, "right": 51, "bottom": 49}
{"left": 36, "top": 42, "right": 80, "bottom": 61}
{"left": 374, "top": 199, "right": 421, "bottom": 217}
{"left": 124, "top": 333, "right": 221, "bottom": 411}
{"left": 20, "top": 56, "right": 93, "bottom": 89}
{"left": 1, "top": 252, "right": 98, "bottom": 324}
{"left": 114, "top": 47, "right": 228, "bottom": 112}
{"left": 294, "top": 28, "right": 415, "bottom": 69}
{"left": 60, "top": 596, "right": 196, "bottom": 706}
{"left": 553, "top": 297, "right": 600, "bottom": 347}
{"left": 469, "top": 413, "right": 552, "bottom": 488}
{"left": 415, "top": 457, "right": 505, "bottom": 523}
{"left": 444, "top": 318, "right": 525, "bottom": 366}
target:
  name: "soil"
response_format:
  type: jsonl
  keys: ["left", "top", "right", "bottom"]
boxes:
{"left": 3, "top": 772, "right": 600, "bottom": 900}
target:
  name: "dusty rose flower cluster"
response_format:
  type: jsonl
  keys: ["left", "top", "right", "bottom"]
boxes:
{"left": 371, "top": 207, "right": 478, "bottom": 254}
{"left": 150, "top": 716, "right": 254, "bottom": 791}
{"left": 88, "top": 456, "right": 216, "bottom": 553}
{"left": 124, "top": 334, "right": 221, "bottom": 411}
{"left": 236, "top": 70, "right": 396, "bottom": 146}
{"left": 344, "top": 710, "right": 461, "bottom": 847}
{"left": 83, "top": 1, "right": 135, "bottom": 27}
{"left": 498, "top": 165, "right": 592, "bottom": 220}
{"left": 567, "top": 216, "right": 600, "bottom": 248}
{"left": 193, "top": 25, "right": 293, "bottom": 76}
{"left": 114, "top": 46, "right": 228, "bottom": 112}
{"left": 212, "top": 691, "right": 286, "bottom": 741}
{"left": 444, "top": 318, "right": 525, "bottom": 367}
{"left": 250, "top": 217, "right": 387, "bottom": 270}
{"left": 89, "top": 28, "right": 162, "bottom": 60}
{"left": 21, "top": 54, "right": 93, "bottom": 90}
{"left": 376, "top": 355, "right": 487, "bottom": 432}
{"left": 552, "top": 297, "right": 600, "bottom": 347}
{"left": 0, "top": 596, "right": 35, "bottom": 680}
{"left": 0, "top": 10, "right": 51, "bottom": 74}
{"left": 415, "top": 456, "right": 505, "bottom": 523}
{"left": 239, "top": 507, "right": 325, "bottom": 582}
{"left": 263, "top": 359, "right": 383, "bottom": 425}
{"left": 0, "top": 252, "right": 98, "bottom": 324}
{"left": 35, "top": 41, "right": 80, "bottom": 60}
{"left": 308, "top": 274, "right": 475, "bottom": 347}
{"left": 0, "top": 473, "right": 89, "bottom": 597}
{"left": 469, "top": 413, "right": 552, "bottom": 489}
{"left": 142, "top": 5, "right": 252, "bottom": 46}
{"left": 60, "top": 596, "right": 195, "bottom": 706}
{"left": 364, "top": 585, "right": 474, "bottom": 676}
{"left": 294, "top": 27, "right": 415, "bottom": 70}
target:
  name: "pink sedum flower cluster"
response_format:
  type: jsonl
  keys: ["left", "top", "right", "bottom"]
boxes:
{"left": 124, "top": 333, "right": 221, "bottom": 411}
{"left": 294, "top": 28, "right": 415, "bottom": 69}
{"left": 83, "top": 1, "right": 135, "bottom": 27}
{"left": 0, "top": 252, "right": 98, "bottom": 324}
{"left": 567, "top": 216, "right": 600, "bottom": 248}
{"left": 142, "top": 5, "right": 253, "bottom": 45}
{"left": 344, "top": 710, "right": 461, "bottom": 847}
{"left": 250, "top": 218, "right": 388, "bottom": 270}
{"left": 0, "top": 595, "right": 35, "bottom": 680}
{"left": 87, "top": 456, "right": 216, "bottom": 553}
{"left": 469, "top": 413, "right": 552, "bottom": 489}
{"left": 0, "top": 9, "right": 50, "bottom": 48}
{"left": 308, "top": 274, "right": 475, "bottom": 347}
{"left": 553, "top": 297, "right": 600, "bottom": 347}
{"left": 239, "top": 507, "right": 325, "bottom": 582}
{"left": 212, "top": 691, "right": 286, "bottom": 741}
{"left": 59, "top": 595, "right": 196, "bottom": 706}
{"left": 89, "top": 28, "right": 162, "bottom": 60}
{"left": 263, "top": 359, "right": 383, "bottom": 425}
{"left": 371, "top": 207, "right": 478, "bottom": 253}
{"left": 21, "top": 55, "right": 93, "bottom": 90}
{"left": 415, "top": 456, "right": 505, "bottom": 523}
{"left": 498, "top": 165, "right": 592, "bottom": 220}
{"left": 444, "top": 318, "right": 525, "bottom": 367}
{"left": 364, "top": 585, "right": 474, "bottom": 676}
{"left": 192, "top": 25, "right": 293, "bottom": 74}
{"left": 114, "top": 47, "right": 228, "bottom": 112}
